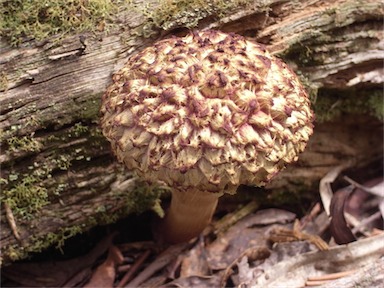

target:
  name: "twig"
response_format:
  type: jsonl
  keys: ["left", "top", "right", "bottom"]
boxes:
{"left": 125, "top": 242, "right": 190, "bottom": 287}
{"left": 4, "top": 202, "right": 21, "bottom": 242}
{"left": 305, "top": 269, "right": 357, "bottom": 286}
{"left": 351, "top": 211, "right": 382, "bottom": 234}
{"left": 117, "top": 250, "right": 151, "bottom": 288}
{"left": 301, "top": 203, "right": 322, "bottom": 228}
{"left": 117, "top": 264, "right": 132, "bottom": 273}
{"left": 269, "top": 219, "right": 329, "bottom": 251}
{"left": 307, "top": 269, "right": 357, "bottom": 281}
{"left": 209, "top": 200, "right": 260, "bottom": 236}
{"left": 343, "top": 176, "right": 384, "bottom": 197}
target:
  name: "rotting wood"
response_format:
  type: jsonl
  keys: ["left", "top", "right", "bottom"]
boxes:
{"left": 0, "top": 0, "right": 383, "bottom": 264}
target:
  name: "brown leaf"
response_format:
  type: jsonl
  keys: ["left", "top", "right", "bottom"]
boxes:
{"left": 330, "top": 189, "right": 356, "bottom": 244}
{"left": 344, "top": 177, "right": 384, "bottom": 198}
{"left": 207, "top": 209, "right": 294, "bottom": 270}
{"left": 180, "top": 238, "right": 210, "bottom": 278}
{"left": 344, "top": 177, "right": 384, "bottom": 228}
{"left": 84, "top": 245, "right": 123, "bottom": 288}
{"left": 320, "top": 165, "right": 350, "bottom": 215}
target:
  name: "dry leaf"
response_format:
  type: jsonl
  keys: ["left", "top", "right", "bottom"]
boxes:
{"left": 84, "top": 245, "right": 123, "bottom": 288}
{"left": 344, "top": 177, "right": 384, "bottom": 227}
{"left": 319, "top": 165, "right": 349, "bottom": 216}
{"left": 330, "top": 188, "right": 356, "bottom": 244}
{"left": 180, "top": 238, "right": 210, "bottom": 278}
{"left": 207, "top": 209, "right": 295, "bottom": 270}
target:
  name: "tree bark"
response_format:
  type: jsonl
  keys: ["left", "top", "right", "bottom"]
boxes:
{"left": 0, "top": 0, "right": 383, "bottom": 264}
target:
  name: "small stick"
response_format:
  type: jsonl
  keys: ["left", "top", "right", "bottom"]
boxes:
{"left": 351, "top": 211, "right": 382, "bottom": 234}
{"left": 307, "top": 269, "right": 357, "bottom": 281}
{"left": 117, "top": 264, "right": 132, "bottom": 273}
{"left": 343, "top": 176, "right": 384, "bottom": 197}
{"left": 269, "top": 219, "right": 329, "bottom": 251}
{"left": 210, "top": 200, "right": 260, "bottom": 236}
{"left": 116, "top": 250, "right": 151, "bottom": 288}
{"left": 4, "top": 202, "right": 21, "bottom": 241}
{"left": 305, "top": 279, "right": 329, "bottom": 286}
{"left": 126, "top": 243, "right": 190, "bottom": 288}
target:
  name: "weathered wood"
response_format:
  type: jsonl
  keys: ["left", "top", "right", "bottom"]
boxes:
{"left": 0, "top": 0, "right": 383, "bottom": 264}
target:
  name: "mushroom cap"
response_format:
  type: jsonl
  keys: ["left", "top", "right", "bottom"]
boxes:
{"left": 101, "top": 30, "right": 314, "bottom": 194}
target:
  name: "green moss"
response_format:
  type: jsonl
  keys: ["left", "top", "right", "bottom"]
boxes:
{"left": 151, "top": 198, "right": 165, "bottom": 218}
{"left": 122, "top": 180, "right": 166, "bottom": 214}
{"left": 139, "top": 0, "right": 251, "bottom": 37}
{"left": 53, "top": 183, "right": 68, "bottom": 195}
{"left": 1, "top": 0, "right": 122, "bottom": 46}
{"left": 283, "top": 51, "right": 383, "bottom": 123}
{"left": 1, "top": 160, "right": 59, "bottom": 221}
{"left": 70, "top": 179, "right": 167, "bottom": 226}
{"left": 3, "top": 226, "right": 83, "bottom": 263}
{"left": 289, "top": 69, "right": 383, "bottom": 123}
{"left": 314, "top": 88, "right": 383, "bottom": 122}
{"left": 1, "top": 175, "right": 49, "bottom": 219}
{"left": 367, "top": 92, "right": 384, "bottom": 120}
{"left": 54, "top": 226, "right": 84, "bottom": 248}
{"left": 1, "top": 123, "right": 105, "bottom": 221}
{"left": 0, "top": 178, "right": 8, "bottom": 185}
{"left": 1, "top": 143, "right": 166, "bottom": 263}
{"left": 52, "top": 154, "right": 72, "bottom": 170}
{"left": 7, "top": 135, "right": 42, "bottom": 153}
{"left": 0, "top": 179, "right": 166, "bottom": 263}
{"left": 70, "top": 122, "right": 89, "bottom": 137}
{"left": 78, "top": 96, "right": 101, "bottom": 121}
{"left": 283, "top": 42, "right": 327, "bottom": 68}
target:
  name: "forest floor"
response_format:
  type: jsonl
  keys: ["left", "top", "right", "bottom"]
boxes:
{"left": 1, "top": 164, "right": 383, "bottom": 287}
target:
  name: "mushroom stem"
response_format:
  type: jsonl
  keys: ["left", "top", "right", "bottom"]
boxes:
{"left": 159, "top": 189, "right": 221, "bottom": 243}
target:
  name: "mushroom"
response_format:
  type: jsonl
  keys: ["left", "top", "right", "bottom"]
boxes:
{"left": 100, "top": 30, "right": 314, "bottom": 243}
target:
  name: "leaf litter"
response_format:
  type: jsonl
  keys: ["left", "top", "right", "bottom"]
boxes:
{"left": 2, "top": 166, "right": 384, "bottom": 287}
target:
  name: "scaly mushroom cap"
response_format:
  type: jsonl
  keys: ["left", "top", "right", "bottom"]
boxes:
{"left": 101, "top": 30, "right": 314, "bottom": 194}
